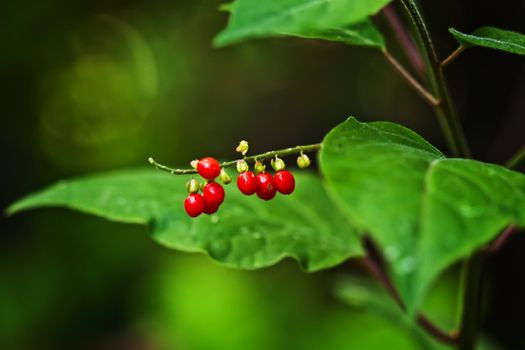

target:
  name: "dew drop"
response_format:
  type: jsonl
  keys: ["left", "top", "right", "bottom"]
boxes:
{"left": 397, "top": 256, "right": 416, "bottom": 274}
{"left": 207, "top": 240, "right": 232, "bottom": 260}
{"left": 385, "top": 245, "right": 400, "bottom": 260}
{"left": 459, "top": 204, "right": 484, "bottom": 218}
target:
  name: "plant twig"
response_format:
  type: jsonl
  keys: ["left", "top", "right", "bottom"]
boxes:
{"left": 399, "top": 0, "right": 471, "bottom": 159}
{"left": 382, "top": 4, "right": 425, "bottom": 77}
{"left": 383, "top": 50, "right": 440, "bottom": 107}
{"left": 505, "top": 145, "right": 525, "bottom": 170}
{"left": 441, "top": 46, "right": 465, "bottom": 67}
{"left": 362, "top": 237, "right": 458, "bottom": 345}
{"left": 457, "top": 252, "right": 485, "bottom": 350}
{"left": 148, "top": 143, "right": 321, "bottom": 175}
{"left": 397, "top": 2, "right": 477, "bottom": 347}
{"left": 416, "top": 314, "right": 459, "bottom": 346}
{"left": 485, "top": 224, "right": 517, "bottom": 254}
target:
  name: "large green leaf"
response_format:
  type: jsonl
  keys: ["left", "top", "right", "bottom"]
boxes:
{"left": 320, "top": 117, "right": 525, "bottom": 314}
{"left": 449, "top": 27, "right": 525, "bottom": 56}
{"left": 214, "top": 0, "right": 390, "bottom": 48}
{"left": 288, "top": 18, "right": 385, "bottom": 49}
{"left": 7, "top": 170, "right": 362, "bottom": 271}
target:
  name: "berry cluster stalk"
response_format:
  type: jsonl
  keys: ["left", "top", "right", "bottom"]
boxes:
{"left": 148, "top": 143, "right": 321, "bottom": 175}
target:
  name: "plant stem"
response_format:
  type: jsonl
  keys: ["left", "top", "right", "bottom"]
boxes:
{"left": 382, "top": 4, "right": 425, "bottom": 77}
{"left": 399, "top": 0, "right": 471, "bottom": 159}
{"left": 457, "top": 252, "right": 485, "bottom": 350}
{"left": 505, "top": 145, "right": 525, "bottom": 170}
{"left": 362, "top": 237, "right": 458, "bottom": 345}
{"left": 148, "top": 143, "right": 321, "bottom": 175}
{"left": 398, "top": 2, "right": 479, "bottom": 348}
{"left": 441, "top": 46, "right": 465, "bottom": 67}
{"left": 485, "top": 224, "right": 517, "bottom": 254}
{"left": 383, "top": 50, "right": 440, "bottom": 107}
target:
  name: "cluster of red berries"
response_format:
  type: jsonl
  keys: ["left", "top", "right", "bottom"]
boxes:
{"left": 236, "top": 158, "right": 295, "bottom": 200}
{"left": 183, "top": 141, "right": 311, "bottom": 218}
{"left": 184, "top": 157, "right": 226, "bottom": 217}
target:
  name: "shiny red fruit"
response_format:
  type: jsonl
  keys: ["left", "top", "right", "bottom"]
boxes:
{"left": 203, "top": 181, "right": 225, "bottom": 209}
{"left": 237, "top": 171, "right": 257, "bottom": 195}
{"left": 203, "top": 201, "right": 220, "bottom": 215}
{"left": 256, "top": 172, "right": 277, "bottom": 200}
{"left": 184, "top": 193, "right": 205, "bottom": 217}
{"left": 197, "top": 157, "right": 221, "bottom": 180}
{"left": 274, "top": 170, "right": 295, "bottom": 195}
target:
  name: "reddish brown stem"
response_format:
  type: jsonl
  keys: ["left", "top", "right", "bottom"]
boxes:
{"left": 486, "top": 224, "right": 517, "bottom": 254}
{"left": 362, "top": 237, "right": 458, "bottom": 345}
{"left": 382, "top": 4, "right": 425, "bottom": 77}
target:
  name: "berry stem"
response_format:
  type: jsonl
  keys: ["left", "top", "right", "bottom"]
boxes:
{"left": 148, "top": 143, "right": 321, "bottom": 175}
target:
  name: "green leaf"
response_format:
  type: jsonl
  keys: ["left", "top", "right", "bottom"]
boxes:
{"left": 320, "top": 117, "right": 525, "bottom": 314}
{"left": 214, "top": 0, "right": 390, "bottom": 48}
{"left": 449, "top": 27, "right": 525, "bottom": 55}
{"left": 8, "top": 170, "right": 362, "bottom": 271}
{"left": 287, "top": 18, "right": 385, "bottom": 49}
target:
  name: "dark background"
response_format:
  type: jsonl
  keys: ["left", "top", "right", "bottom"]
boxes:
{"left": 1, "top": 0, "right": 524, "bottom": 349}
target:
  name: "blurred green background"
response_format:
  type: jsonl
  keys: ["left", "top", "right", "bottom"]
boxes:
{"left": 2, "top": 0, "right": 525, "bottom": 349}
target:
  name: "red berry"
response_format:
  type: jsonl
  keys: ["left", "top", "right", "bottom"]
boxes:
{"left": 237, "top": 171, "right": 257, "bottom": 195}
{"left": 203, "top": 181, "right": 225, "bottom": 208}
{"left": 256, "top": 172, "right": 277, "bottom": 200}
{"left": 203, "top": 201, "right": 220, "bottom": 215}
{"left": 274, "top": 170, "right": 295, "bottom": 195}
{"left": 184, "top": 193, "right": 205, "bottom": 217}
{"left": 197, "top": 157, "right": 221, "bottom": 180}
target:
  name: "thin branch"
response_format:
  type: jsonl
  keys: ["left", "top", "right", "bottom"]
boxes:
{"left": 382, "top": 4, "right": 425, "bottom": 77}
{"left": 383, "top": 50, "right": 441, "bottom": 107}
{"left": 416, "top": 314, "right": 459, "bottom": 346}
{"left": 362, "top": 237, "right": 458, "bottom": 345}
{"left": 148, "top": 143, "right": 321, "bottom": 175}
{"left": 441, "top": 46, "right": 465, "bottom": 67}
{"left": 363, "top": 256, "right": 405, "bottom": 309}
{"left": 505, "top": 145, "right": 525, "bottom": 170}
{"left": 398, "top": 0, "right": 471, "bottom": 159}
{"left": 457, "top": 252, "right": 485, "bottom": 350}
{"left": 485, "top": 224, "right": 517, "bottom": 254}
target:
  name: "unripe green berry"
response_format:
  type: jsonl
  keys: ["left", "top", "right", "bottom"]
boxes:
{"left": 254, "top": 160, "right": 266, "bottom": 174}
{"left": 271, "top": 157, "right": 286, "bottom": 171}
{"left": 186, "top": 178, "right": 200, "bottom": 194}
{"left": 297, "top": 153, "right": 311, "bottom": 168}
{"left": 190, "top": 159, "right": 199, "bottom": 169}
{"left": 235, "top": 140, "right": 249, "bottom": 156}
{"left": 236, "top": 160, "right": 249, "bottom": 173}
{"left": 220, "top": 168, "right": 232, "bottom": 184}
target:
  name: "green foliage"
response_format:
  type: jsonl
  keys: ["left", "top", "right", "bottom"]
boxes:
{"left": 213, "top": 0, "right": 389, "bottom": 48}
{"left": 320, "top": 117, "right": 525, "bottom": 313}
{"left": 288, "top": 18, "right": 385, "bottom": 49}
{"left": 449, "top": 27, "right": 525, "bottom": 55}
{"left": 8, "top": 170, "right": 362, "bottom": 271}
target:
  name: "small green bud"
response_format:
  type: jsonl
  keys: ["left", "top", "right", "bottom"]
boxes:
{"left": 271, "top": 157, "right": 286, "bottom": 171}
{"left": 297, "top": 153, "right": 311, "bottom": 168}
{"left": 254, "top": 160, "right": 266, "bottom": 174}
{"left": 186, "top": 178, "right": 200, "bottom": 194}
{"left": 235, "top": 140, "right": 249, "bottom": 156}
{"left": 199, "top": 181, "right": 206, "bottom": 191}
{"left": 190, "top": 159, "right": 199, "bottom": 169}
{"left": 220, "top": 168, "right": 232, "bottom": 185}
{"left": 236, "top": 160, "right": 249, "bottom": 173}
